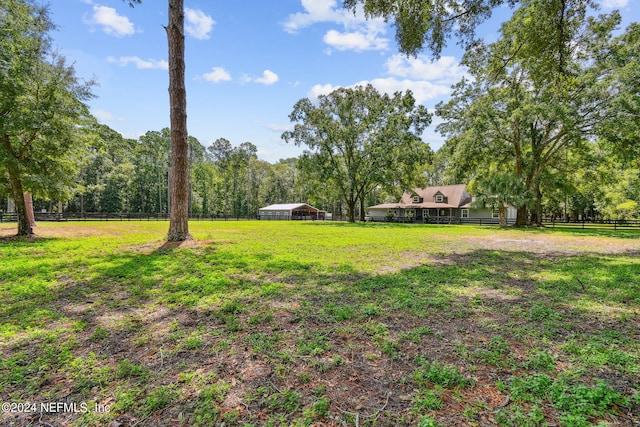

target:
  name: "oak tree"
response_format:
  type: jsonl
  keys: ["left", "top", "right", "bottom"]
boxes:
{"left": 345, "top": 0, "right": 598, "bottom": 60}
{"left": 283, "top": 84, "right": 431, "bottom": 222}
{"left": 0, "top": 0, "right": 94, "bottom": 236}
{"left": 436, "top": 5, "right": 623, "bottom": 225}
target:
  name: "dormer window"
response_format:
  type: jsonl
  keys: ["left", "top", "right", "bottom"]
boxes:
{"left": 435, "top": 194, "right": 444, "bottom": 203}
{"left": 412, "top": 196, "right": 420, "bottom": 203}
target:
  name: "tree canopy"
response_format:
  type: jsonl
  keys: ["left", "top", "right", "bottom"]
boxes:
{"left": 0, "top": 0, "right": 94, "bottom": 236}
{"left": 283, "top": 84, "right": 431, "bottom": 222}
{"left": 435, "top": 4, "right": 626, "bottom": 225}
{"left": 344, "top": 0, "right": 598, "bottom": 58}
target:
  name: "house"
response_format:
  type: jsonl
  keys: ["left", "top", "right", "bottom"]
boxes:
{"left": 258, "top": 203, "right": 326, "bottom": 220}
{"left": 367, "top": 184, "right": 516, "bottom": 224}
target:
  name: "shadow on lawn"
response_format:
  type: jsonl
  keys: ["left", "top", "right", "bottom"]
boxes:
{"left": 0, "top": 234, "right": 62, "bottom": 244}
{"left": 2, "top": 242, "right": 639, "bottom": 426}
{"left": 2, "top": 241, "right": 637, "bottom": 335}
{"left": 44, "top": 245, "right": 639, "bottom": 351}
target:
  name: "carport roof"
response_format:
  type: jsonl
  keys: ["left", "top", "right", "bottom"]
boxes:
{"left": 259, "top": 203, "right": 323, "bottom": 212}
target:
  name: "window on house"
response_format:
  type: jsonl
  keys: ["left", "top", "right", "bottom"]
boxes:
{"left": 435, "top": 194, "right": 444, "bottom": 203}
{"left": 412, "top": 196, "right": 420, "bottom": 203}
{"left": 461, "top": 209, "right": 469, "bottom": 218}
{"left": 492, "top": 209, "right": 500, "bottom": 218}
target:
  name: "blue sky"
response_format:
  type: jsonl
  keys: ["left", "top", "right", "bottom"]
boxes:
{"left": 48, "top": 0, "right": 637, "bottom": 163}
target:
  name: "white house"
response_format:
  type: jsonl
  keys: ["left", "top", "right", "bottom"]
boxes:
{"left": 367, "top": 184, "right": 517, "bottom": 223}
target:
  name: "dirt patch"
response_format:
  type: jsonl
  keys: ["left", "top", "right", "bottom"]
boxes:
{"left": 470, "top": 233, "right": 640, "bottom": 254}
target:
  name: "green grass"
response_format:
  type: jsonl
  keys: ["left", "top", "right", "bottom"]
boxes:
{"left": 0, "top": 220, "right": 639, "bottom": 426}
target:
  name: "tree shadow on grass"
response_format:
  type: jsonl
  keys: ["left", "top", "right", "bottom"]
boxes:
{"left": 1, "top": 244, "right": 638, "bottom": 426}
{"left": 0, "top": 234, "right": 62, "bottom": 244}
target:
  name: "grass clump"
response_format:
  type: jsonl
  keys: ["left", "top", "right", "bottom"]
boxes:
{"left": 414, "top": 359, "right": 473, "bottom": 388}
{"left": 506, "top": 374, "right": 629, "bottom": 424}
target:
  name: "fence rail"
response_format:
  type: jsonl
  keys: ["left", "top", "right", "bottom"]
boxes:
{"left": 1, "top": 212, "right": 639, "bottom": 230}
{"left": 366, "top": 215, "right": 516, "bottom": 225}
{"left": 543, "top": 218, "right": 640, "bottom": 230}
{"left": 0, "top": 212, "right": 327, "bottom": 223}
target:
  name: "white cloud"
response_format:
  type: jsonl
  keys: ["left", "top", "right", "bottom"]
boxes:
{"left": 283, "top": 0, "right": 345, "bottom": 33}
{"left": 185, "top": 8, "right": 215, "bottom": 40}
{"left": 283, "top": 0, "right": 389, "bottom": 53}
{"left": 599, "top": 0, "right": 628, "bottom": 8}
{"left": 324, "top": 29, "right": 388, "bottom": 52}
{"left": 203, "top": 66, "right": 232, "bottom": 83}
{"left": 266, "top": 124, "right": 294, "bottom": 133}
{"left": 254, "top": 70, "right": 279, "bottom": 85}
{"left": 92, "top": 109, "right": 124, "bottom": 122}
{"left": 86, "top": 5, "right": 135, "bottom": 37}
{"left": 243, "top": 70, "right": 279, "bottom": 85}
{"left": 385, "top": 55, "right": 469, "bottom": 84}
{"left": 308, "top": 83, "right": 340, "bottom": 99}
{"left": 309, "top": 78, "right": 451, "bottom": 104}
{"left": 307, "top": 54, "right": 465, "bottom": 107}
{"left": 107, "top": 56, "right": 168, "bottom": 70}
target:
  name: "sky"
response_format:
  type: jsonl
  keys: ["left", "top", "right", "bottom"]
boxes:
{"left": 47, "top": 0, "right": 638, "bottom": 163}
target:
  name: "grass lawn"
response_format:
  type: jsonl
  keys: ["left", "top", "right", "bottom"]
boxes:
{"left": 1, "top": 221, "right": 639, "bottom": 426}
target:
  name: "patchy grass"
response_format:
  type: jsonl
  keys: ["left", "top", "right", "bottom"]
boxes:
{"left": 0, "top": 221, "right": 639, "bottom": 426}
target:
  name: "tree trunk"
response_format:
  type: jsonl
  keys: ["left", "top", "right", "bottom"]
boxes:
{"left": 157, "top": 162, "right": 163, "bottom": 214}
{"left": 499, "top": 206, "right": 507, "bottom": 227}
{"left": 531, "top": 182, "right": 543, "bottom": 227}
{"left": 166, "top": 0, "right": 191, "bottom": 241}
{"left": 346, "top": 189, "right": 356, "bottom": 222}
{"left": 516, "top": 205, "right": 527, "bottom": 227}
{"left": 6, "top": 163, "right": 33, "bottom": 236}
{"left": 347, "top": 201, "right": 356, "bottom": 223}
{"left": 359, "top": 197, "right": 365, "bottom": 222}
{"left": 24, "top": 193, "right": 36, "bottom": 228}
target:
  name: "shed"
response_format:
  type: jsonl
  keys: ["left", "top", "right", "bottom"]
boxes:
{"left": 258, "top": 203, "right": 326, "bottom": 220}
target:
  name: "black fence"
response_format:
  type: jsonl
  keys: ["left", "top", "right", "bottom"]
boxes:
{"left": 1, "top": 211, "right": 639, "bottom": 230}
{"left": 366, "top": 215, "right": 516, "bottom": 225}
{"left": 543, "top": 218, "right": 640, "bottom": 230}
{"left": 0, "top": 212, "right": 337, "bottom": 223}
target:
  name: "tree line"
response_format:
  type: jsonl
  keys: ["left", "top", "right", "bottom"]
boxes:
{"left": 58, "top": 125, "right": 341, "bottom": 219}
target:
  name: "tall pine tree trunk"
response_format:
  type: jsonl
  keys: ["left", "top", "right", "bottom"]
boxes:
{"left": 166, "top": 0, "right": 191, "bottom": 241}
